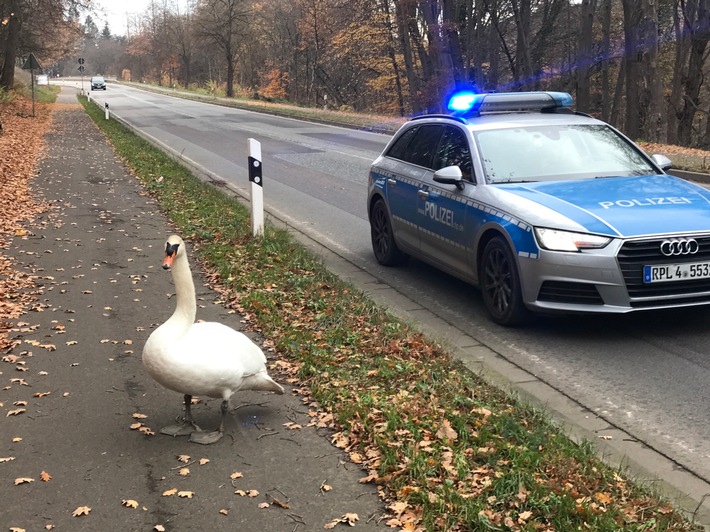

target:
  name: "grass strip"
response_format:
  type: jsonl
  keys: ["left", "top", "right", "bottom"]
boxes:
{"left": 79, "top": 96, "right": 700, "bottom": 531}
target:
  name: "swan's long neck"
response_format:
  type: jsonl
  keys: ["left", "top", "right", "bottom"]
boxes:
{"left": 166, "top": 252, "right": 196, "bottom": 329}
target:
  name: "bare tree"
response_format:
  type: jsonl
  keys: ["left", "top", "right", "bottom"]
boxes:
{"left": 194, "top": 0, "right": 250, "bottom": 97}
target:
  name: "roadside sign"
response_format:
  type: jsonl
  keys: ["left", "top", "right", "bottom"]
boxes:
{"left": 22, "top": 53, "right": 42, "bottom": 70}
{"left": 78, "top": 65, "right": 85, "bottom": 72}
{"left": 21, "top": 53, "right": 42, "bottom": 117}
{"left": 78, "top": 57, "right": 85, "bottom": 64}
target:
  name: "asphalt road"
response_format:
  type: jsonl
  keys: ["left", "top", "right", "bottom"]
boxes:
{"left": 64, "top": 80, "right": 710, "bottom": 520}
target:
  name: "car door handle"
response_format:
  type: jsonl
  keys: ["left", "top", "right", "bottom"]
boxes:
{"left": 418, "top": 190, "right": 429, "bottom": 199}
{"left": 387, "top": 178, "right": 397, "bottom": 186}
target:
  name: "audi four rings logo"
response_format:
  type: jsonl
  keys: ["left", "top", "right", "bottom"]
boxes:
{"left": 660, "top": 238, "right": 700, "bottom": 256}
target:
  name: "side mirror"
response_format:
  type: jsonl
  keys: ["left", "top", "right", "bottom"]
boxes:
{"left": 651, "top": 153, "right": 672, "bottom": 171}
{"left": 434, "top": 165, "right": 465, "bottom": 190}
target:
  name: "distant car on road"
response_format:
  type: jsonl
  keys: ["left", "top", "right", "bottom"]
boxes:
{"left": 36, "top": 74, "right": 48, "bottom": 86}
{"left": 367, "top": 90, "right": 710, "bottom": 325}
{"left": 91, "top": 76, "right": 106, "bottom": 90}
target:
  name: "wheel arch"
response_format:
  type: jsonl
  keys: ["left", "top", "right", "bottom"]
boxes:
{"left": 368, "top": 191, "right": 388, "bottom": 220}
{"left": 474, "top": 225, "right": 518, "bottom": 282}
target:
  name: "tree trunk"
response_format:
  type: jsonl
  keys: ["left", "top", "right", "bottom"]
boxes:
{"left": 576, "top": 0, "right": 597, "bottom": 113}
{"left": 600, "top": 0, "right": 611, "bottom": 122}
{"left": 642, "top": 0, "right": 663, "bottom": 142}
{"left": 677, "top": 0, "right": 710, "bottom": 146}
{"left": 0, "top": 0, "right": 22, "bottom": 91}
{"left": 667, "top": 0, "right": 692, "bottom": 144}
{"left": 511, "top": 0, "right": 534, "bottom": 90}
{"left": 621, "top": 0, "right": 642, "bottom": 139}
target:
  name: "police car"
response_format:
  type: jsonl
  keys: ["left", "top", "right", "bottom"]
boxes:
{"left": 367, "top": 90, "right": 710, "bottom": 325}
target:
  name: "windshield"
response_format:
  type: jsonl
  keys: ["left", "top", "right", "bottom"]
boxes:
{"left": 475, "top": 124, "right": 657, "bottom": 184}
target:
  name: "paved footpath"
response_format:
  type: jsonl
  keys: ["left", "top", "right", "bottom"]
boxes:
{"left": 1, "top": 88, "right": 386, "bottom": 531}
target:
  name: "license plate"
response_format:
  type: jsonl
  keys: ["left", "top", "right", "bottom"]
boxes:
{"left": 643, "top": 261, "right": 710, "bottom": 283}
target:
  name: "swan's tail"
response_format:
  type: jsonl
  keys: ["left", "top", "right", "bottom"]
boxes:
{"left": 242, "top": 373, "right": 285, "bottom": 394}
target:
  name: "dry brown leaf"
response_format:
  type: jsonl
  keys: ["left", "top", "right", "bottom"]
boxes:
{"left": 199, "top": 458, "right": 210, "bottom": 465}
{"left": 258, "top": 502, "right": 270, "bottom": 509}
{"left": 132, "top": 413, "right": 148, "bottom": 419}
{"left": 154, "top": 526, "right": 166, "bottom": 532}
{"left": 7, "top": 408, "right": 26, "bottom": 417}
{"left": 177, "top": 454, "right": 190, "bottom": 463}
{"left": 230, "top": 471, "right": 243, "bottom": 480}
{"left": 14, "top": 477, "right": 34, "bottom": 485}
{"left": 177, "top": 491, "right": 194, "bottom": 498}
{"left": 219, "top": 509, "right": 229, "bottom": 515}
{"left": 122, "top": 499, "right": 139, "bottom": 508}
{"left": 40, "top": 470, "right": 52, "bottom": 482}
{"left": 72, "top": 506, "right": 91, "bottom": 517}
{"left": 247, "top": 490, "right": 259, "bottom": 497}
{"left": 162, "top": 488, "right": 178, "bottom": 497}
{"left": 0, "top": 456, "right": 16, "bottom": 463}
{"left": 179, "top": 468, "right": 190, "bottom": 476}
{"left": 436, "top": 419, "right": 458, "bottom": 441}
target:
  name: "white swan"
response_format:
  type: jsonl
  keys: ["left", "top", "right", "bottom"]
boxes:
{"left": 142, "top": 234, "right": 284, "bottom": 444}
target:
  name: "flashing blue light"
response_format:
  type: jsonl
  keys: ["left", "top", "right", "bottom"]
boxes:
{"left": 447, "top": 91, "right": 478, "bottom": 113}
{"left": 446, "top": 90, "right": 574, "bottom": 116}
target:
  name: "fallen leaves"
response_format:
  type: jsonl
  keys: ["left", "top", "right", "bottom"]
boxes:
{"left": 40, "top": 471, "right": 52, "bottom": 482}
{"left": 122, "top": 499, "right": 139, "bottom": 508}
{"left": 324, "top": 513, "right": 359, "bottom": 529}
{"left": 72, "top": 506, "right": 91, "bottom": 517}
{"left": 14, "top": 477, "right": 34, "bottom": 485}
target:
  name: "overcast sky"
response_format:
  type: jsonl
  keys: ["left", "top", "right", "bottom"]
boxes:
{"left": 91, "top": 0, "right": 189, "bottom": 37}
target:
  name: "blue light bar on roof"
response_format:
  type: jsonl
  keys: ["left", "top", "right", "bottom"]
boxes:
{"left": 447, "top": 91, "right": 574, "bottom": 115}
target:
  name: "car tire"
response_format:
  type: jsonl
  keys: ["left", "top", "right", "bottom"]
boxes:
{"left": 480, "top": 236, "right": 529, "bottom": 326}
{"left": 370, "top": 199, "right": 408, "bottom": 266}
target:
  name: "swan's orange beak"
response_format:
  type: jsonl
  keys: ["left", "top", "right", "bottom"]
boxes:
{"left": 162, "top": 253, "right": 175, "bottom": 270}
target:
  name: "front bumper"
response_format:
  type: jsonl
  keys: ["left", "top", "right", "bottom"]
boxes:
{"left": 518, "top": 234, "right": 710, "bottom": 314}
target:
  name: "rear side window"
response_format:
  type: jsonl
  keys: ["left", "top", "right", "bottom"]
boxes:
{"left": 386, "top": 125, "right": 444, "bottom": 169}
{"left": 386, "top": 126, "right": 418, "bottom": 160}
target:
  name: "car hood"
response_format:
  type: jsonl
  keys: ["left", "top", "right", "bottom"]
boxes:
{"left": 497, "top": 174, "right": 710, "bottom": 237}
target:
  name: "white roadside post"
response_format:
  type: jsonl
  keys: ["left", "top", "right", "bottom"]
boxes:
{"left": 87, "top": 90, "right": 91, "bottom": 102}
{"left": 104, "top": 102, "right": 109, "bottom": 120}
{"left": 248, "top": 138, "right": 264, "bottom": 237}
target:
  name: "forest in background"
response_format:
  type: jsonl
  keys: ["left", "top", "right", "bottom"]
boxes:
{"left": 2, "top": 0, "right": 710, "bottom": 148}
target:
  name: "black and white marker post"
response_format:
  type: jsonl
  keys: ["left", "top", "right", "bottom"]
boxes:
{"left": 104, "top": 102, "right": 109, "bottom": 120}
{"left": 248, "top": 138, "right": 264, "bottom": 237}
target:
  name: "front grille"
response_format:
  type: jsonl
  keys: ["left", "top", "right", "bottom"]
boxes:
{"left": 538, "top": 281, "right": 604, "bottom": 305}
{"left": 618, "top": 236, "right": 710, "bottom": 306}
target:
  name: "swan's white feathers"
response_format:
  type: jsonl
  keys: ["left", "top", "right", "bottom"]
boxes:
{"left": 142, "top": 235, "right": 284, "bottom": 404}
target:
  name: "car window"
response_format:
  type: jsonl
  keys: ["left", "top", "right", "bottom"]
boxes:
{"left": 434, "top": 126, "right": 474, "bottom": 182}
{"left": 400, "top": 125, "right": 444, "bottom": 168}
{"left": 386, "top": 126, "right": 418, "bottom": 161}
{"left": 475, "top": 124, "right": 657, "bottom": 183}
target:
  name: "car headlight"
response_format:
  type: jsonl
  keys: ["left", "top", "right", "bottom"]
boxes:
{"left": 534, "top": 227, "right": 611, "bottom": 252}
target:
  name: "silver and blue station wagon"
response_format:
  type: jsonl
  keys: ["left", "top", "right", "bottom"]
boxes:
{"left": 367, "top": 91, "right": 710, "bottom": 325}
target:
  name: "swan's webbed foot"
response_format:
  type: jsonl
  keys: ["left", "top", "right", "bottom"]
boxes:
{"left": 161, "top": 421, "right": 200, "bottom": 437}
{"left": 189, "top": 429, "right": 223, "bottom": 444}
{"left": 188, "top": 399, "right": 228, "bottom": 445}
{"left": 160, "top": 394, "right": 201, "bottom": 437}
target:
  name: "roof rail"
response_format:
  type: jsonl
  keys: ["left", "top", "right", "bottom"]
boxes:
{"left": 411, "top": 113, "right": 467, "bottom": 124}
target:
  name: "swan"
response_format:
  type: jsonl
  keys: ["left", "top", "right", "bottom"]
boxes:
{"left": 142, "top": 234, "right": 284, "bottom": 444}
